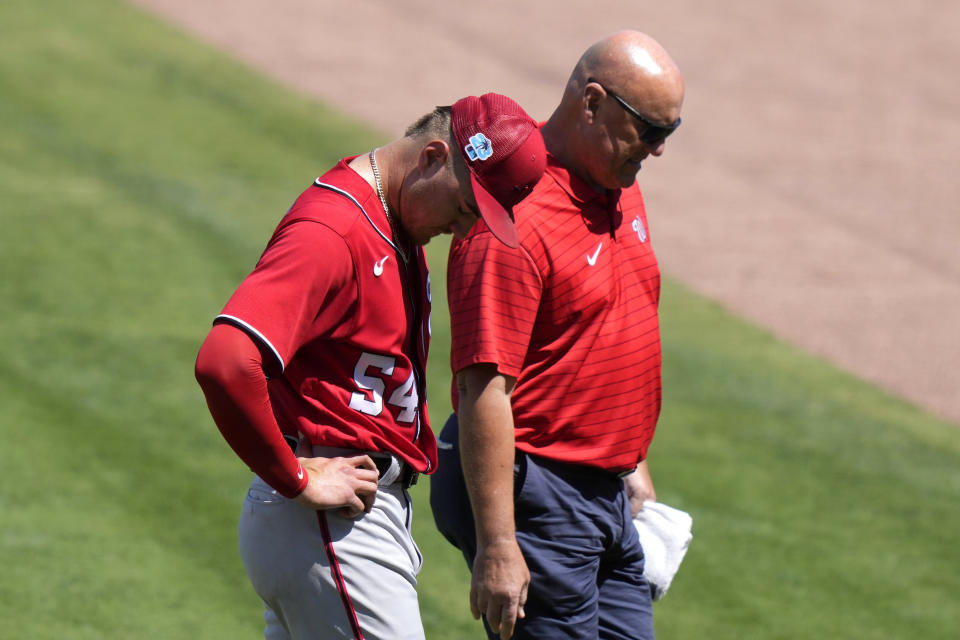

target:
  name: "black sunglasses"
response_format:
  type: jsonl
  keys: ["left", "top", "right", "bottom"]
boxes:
{"left": 587, "top": 77, "right": 681, "bottom": 145}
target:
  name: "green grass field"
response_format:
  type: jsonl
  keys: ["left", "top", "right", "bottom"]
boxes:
{"left": 2, "top": 1, "right": 959, "bottom": 637}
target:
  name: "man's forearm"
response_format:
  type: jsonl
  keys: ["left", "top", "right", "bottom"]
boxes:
{"left": 456, "top": 365, "right": 530, "bottom": 638}
{"left": 456, "top": 365, "right": 518, "bottom": 545}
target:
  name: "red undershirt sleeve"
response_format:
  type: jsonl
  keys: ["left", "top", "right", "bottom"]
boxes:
{"left": 194, "top": 322, "right": 308, "bottom": 498}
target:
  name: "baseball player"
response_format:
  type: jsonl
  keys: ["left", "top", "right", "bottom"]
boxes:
{"left": 430, "top": 32, "right": 685, "bottom": 639}
{"left": 194, "top": 93, "right": 546, "bottom": 640}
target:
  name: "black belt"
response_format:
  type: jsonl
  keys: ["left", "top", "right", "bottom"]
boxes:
{"left": 372, "top": 455, "right": 419, "bottom": 490}
{"left": 286, "top": 436, "right": 418, "bottom": 489}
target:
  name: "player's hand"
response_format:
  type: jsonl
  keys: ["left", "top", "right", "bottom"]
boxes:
{"left": 624, "top": 460, "right": 656, "bottom": 517}
{"left": 292, "top": 455, "right": 379, "bottom": 517}
{"left": 470, "top": 538, "right": 529, "bottom": 640}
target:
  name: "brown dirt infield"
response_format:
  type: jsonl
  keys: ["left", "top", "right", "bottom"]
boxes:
{"left": 130, "top": 0, "right": 960, "bottom": 425}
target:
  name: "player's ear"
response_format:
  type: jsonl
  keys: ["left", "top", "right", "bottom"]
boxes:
{"left": 418, "top": 139, "right": 451, "bottom": 176}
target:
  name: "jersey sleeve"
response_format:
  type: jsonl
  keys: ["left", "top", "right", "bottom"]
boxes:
{"left": 447, "top": 231, "right": 542, "bottom": 378}
{"left": 218, "top": 220, "right": 355, "bottom": 369}
{"left": 194, "top": 323, "right": 308, "bottom": 498}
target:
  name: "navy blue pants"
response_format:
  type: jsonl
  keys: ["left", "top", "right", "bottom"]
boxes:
{"left": 430, "top": 414, "right": 654, "bottom": 640}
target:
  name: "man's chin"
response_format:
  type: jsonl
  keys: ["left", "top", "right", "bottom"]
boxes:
{"left": 612, "top": 163, "right": 641, "bottom": 189}
{"left": 618, "top": 172, "right": 639, "bottom": 189}
{"left": 410, "top": 230, "right": 437, "bottom": 246}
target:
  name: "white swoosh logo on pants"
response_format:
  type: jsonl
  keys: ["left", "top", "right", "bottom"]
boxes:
{"left": 586, "top": 242, "right": 603, "bottom": 266}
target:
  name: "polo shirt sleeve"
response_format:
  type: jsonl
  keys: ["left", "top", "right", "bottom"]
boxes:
{"left": 447, "top": 231, "right": 542, "bottom": 378}
{"left": 218, "top": 220, "right": 355, "bottom": 369}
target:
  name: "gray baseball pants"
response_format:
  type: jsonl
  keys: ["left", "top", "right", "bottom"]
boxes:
{"left": 238, "top": 455, "right": 424, "bottom": 640}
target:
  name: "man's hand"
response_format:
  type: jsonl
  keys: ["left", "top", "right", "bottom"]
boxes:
{"left": 292, "top": 455, "right": 379, "bottom": 517}
{"left": 624, "top": 459, "right": 656, "bottom": 517}
{"left": 470, "top": 538, "right": 530, "bottom": 640}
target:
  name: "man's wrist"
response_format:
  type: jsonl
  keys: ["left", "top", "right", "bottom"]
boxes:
{"left": 271, "top": 460, "right": 308, "bottom": 499}
{"left": 476, "top": 532, "right": 519, "bottom": 549}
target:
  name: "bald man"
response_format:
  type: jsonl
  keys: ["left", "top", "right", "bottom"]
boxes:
{"left": 430, "top": 32, "right": 685, "bottom": 639}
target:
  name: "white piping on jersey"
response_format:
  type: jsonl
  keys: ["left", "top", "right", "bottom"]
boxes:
{"left": 216, "top": 314, "right": 285, "bottom": 372}
{"left": 314, "top": 180, "right": 405, "bottom": 259}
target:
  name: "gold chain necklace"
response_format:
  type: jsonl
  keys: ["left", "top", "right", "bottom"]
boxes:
{"left": 369, "top": 149, "right": 409, "bottom": 264}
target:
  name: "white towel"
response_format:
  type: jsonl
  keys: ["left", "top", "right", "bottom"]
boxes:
{"left": 633, "top": 500, "right": 693, "bottom": 601}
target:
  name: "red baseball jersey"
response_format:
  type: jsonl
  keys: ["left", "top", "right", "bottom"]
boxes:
{"left": 448, "top": 154, "right": 662, "bottom": 473}
{"left": 219, "top": 159, "right": 437, "bottom": 473}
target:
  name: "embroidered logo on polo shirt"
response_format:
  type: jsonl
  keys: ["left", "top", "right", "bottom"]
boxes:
{"left": 373, "top": 255, "right": 390, "bottom": 277}
{"left": 632, "top": 217, "right": 647, "bottom": 243}
{"left": 464, "top": 133, "right": 493, "bottom": 161}
{"left": 586, "top": 242, "right": 603, "bottom": 266}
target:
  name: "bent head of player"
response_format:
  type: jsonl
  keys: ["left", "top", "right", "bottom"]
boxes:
{"left": 373, "top": 93, "right": 546, "bottom": 248}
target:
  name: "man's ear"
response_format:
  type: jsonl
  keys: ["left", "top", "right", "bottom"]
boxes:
{"left": 583, "top": 82, "right": 604, "bottom": 124}
{"left": 418, "top": 139, "right": 451, "bottom": 175}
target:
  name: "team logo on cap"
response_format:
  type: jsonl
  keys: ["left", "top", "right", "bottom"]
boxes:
{"left": 464, "top": 133, "right": 493, "bottom": 161}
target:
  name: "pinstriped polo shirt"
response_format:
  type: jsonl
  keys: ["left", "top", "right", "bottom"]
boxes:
{"left": 448, "top": 154, "right": 662, "bottom": 473}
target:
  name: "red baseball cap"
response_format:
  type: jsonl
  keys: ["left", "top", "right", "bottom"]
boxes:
{"left": 451, "top": 94, "right": 547, "bottom": 248}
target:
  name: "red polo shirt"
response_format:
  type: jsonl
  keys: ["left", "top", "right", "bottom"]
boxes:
{"left": 448, "top": 154, "right": 662, "bottom": 473}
